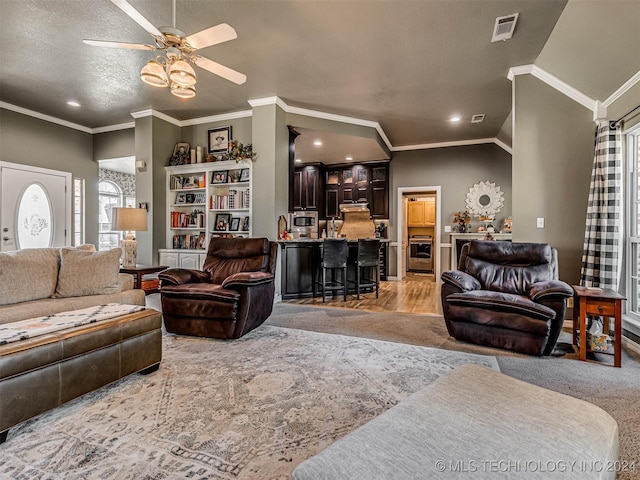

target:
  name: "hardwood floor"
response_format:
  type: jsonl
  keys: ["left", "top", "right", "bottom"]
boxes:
{"left": 283, "top": 272, "right": 442, "bottom": 315}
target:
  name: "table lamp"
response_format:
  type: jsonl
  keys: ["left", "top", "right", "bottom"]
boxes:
{"left": 111, "top": 207, "right": 148, "bottom": 267}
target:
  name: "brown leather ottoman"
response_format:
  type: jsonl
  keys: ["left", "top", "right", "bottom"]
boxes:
{"left": 0, "top": 308, "right": 162, "bottom": 444}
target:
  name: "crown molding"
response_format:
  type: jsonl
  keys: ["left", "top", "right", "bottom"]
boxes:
{"left": 0, "top": 101, "right": 93, "bottom": 134}
{"left": 248, "top": 96, "right": 395, "bottom": 152}
{"left": 2, "top": 98, "right": 512, "bottom": 154}
{"left": 493, "top": 138, "right": 513, "bottom": 154}
{"left": 92, "top": 122, "right": 135, "bottom": 134}
{"left": 391, "top": 137, "right": 511, "bottom": 154}
{"left": 508, "top": 64, "right": 597, "bottom": 113}
{"left": 181, "top": 109, "right": 252, "bottom": 126}
{"left": 130, "top": 108, "right": 182, "bottom": 126}
{"left": 604, "top": 69, "right": 640, "bottom": 107}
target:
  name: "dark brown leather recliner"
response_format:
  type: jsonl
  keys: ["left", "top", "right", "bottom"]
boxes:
{"left": 441, "top": 240, "right": 573, "bottom": 356}
{"left": 159, "top": 237, "right": 278, "bottom": 339}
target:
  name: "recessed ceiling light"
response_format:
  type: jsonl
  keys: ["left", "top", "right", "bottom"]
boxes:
{"left": 346, "top": 156, "right": 353, "bottom": 161}
{"left": 450, "top": 116, "right": 461, "bottom": 123}
{"left": 295, "top": 158, "right": 302, "bottom": 163}
{"left": 313, "top": 140, "right": 323, "bottom": 146}
{"left": 67, "top": 101, "right": 81, "bottom": 107}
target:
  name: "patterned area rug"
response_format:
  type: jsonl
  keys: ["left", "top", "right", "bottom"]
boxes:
{"left": 0, "top": 326, "right": 498, "bottom": 480}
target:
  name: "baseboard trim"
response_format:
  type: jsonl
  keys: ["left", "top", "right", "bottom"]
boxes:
{"left": 622, "top": 336, "right": 640, "bottom": 356}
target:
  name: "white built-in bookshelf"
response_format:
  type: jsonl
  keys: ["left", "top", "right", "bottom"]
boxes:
{"left": 159, "top": 160, "right": 252, "bottom": 268}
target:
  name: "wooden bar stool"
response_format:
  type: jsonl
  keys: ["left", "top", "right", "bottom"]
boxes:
{"left": 317, "top": 238, "right": 348, "bottom": 302}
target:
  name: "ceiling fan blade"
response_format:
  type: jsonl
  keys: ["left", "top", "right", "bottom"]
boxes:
{"left": 83, "top": 39, "right": 154, "bottom": 50}
{"left": 110, "top": 0, "right": 162, "bottom": 37}
{"left": 186, "top": 24, "right": 237, "bottom": 50}
{"left": 194, "top": 56, "right": 247, "bottom": 85}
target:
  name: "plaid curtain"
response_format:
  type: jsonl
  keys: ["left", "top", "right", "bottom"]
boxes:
{"left": 580, "top": 121, "right": 623, "bottom": 289}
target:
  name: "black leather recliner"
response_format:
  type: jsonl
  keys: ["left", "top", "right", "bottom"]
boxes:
{"left": 441, "top": 240, "right": 573, "bottom": 356}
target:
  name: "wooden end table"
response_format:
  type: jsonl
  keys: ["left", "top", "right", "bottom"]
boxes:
{"left": 120, "top": 265, "right": 168, "bottom": 295}
{"left": 571, "top": 285, "right": 626, "bottom": 367}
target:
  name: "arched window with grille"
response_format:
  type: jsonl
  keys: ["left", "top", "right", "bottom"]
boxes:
{"left": 98, "top": 180, "right": 123, "bottom": 251}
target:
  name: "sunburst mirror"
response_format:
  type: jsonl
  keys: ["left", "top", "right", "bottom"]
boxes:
{"left": 465, "top": 180, "right": 504, "bottom": 217}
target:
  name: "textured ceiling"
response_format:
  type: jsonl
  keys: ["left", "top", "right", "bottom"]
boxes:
{"left": 0, "top": 0, "right": 570, "bottom": 148}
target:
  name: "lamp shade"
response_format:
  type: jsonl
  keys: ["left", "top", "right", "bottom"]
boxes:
{"left": 140, "top": 60, "right": 169, "bottom": 88}
{"left": 170, "top": 82, "right": 196, "bottom": 99}
{"left": 169, "top": 59, "right": 196, "bottom": 86}
{"left": 111, "top": 207, "right": 148, "bottom": 232}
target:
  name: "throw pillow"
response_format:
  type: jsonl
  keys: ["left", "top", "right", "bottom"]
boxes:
{"left": 54, "top": 248, "right": 122, "bottom": 297}
{"left": 0, "top": 248, "right": 60, "bottom": 305}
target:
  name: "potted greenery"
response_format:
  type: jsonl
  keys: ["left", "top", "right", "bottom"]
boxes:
{"left": 227, "top": 141, "right": 256, "bottom": 163}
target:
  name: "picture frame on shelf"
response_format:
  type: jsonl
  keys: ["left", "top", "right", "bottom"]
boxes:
{"left": 175, "top": 193, "right": 187, "bottom": 204}
{"left": 208, "top": 126, "right": 232, "bottom": 154}
{"left": 169, "top": 142, "right": 191, "bottom": 166}
{"left": 241, "top": 216, "right": 250, "bottom": 231}
{"left": 239, "top": 168, "right": 250, "bottom": 182}
{"left": 214, "top": 213, "right": 231, "bottom": 231}
{"left": 230, "top": 217, "right": 240, "bottom": 231}
{"left": 138, "top": 202, "right": 148, "bottom": 211}
{"left": 211, "top": 170, "right": 228, "bottom": 184}
{"left": 228, "top": 169, "right": 240, "bottom": 182}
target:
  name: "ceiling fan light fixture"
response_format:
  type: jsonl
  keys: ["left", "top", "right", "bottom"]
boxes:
{"left": 140, "top": 60, "right": 169, "bottom": 87}
{"left": 170, "top": 82, "right": 196, "bottom": 99}
{"left": 169, "top": 59, "right": 196, "bottom": 86}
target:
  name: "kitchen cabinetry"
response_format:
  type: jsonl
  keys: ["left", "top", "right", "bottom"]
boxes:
{"left": 280, "top": 242, "right": 316, "bottom": 299}
{"left": 324, "top": 163, "right": 389, "bottom": 219}
{"left": 159, "top": 161, "right": 252, "bottom": 267}
{"left": 293, "top": 164, "right": 323, "bottom": 212}
{"left": 407, "top": 198, "right": 435, "bottom": 226}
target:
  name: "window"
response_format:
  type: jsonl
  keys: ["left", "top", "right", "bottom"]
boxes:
{"left": 626, "top": 125, "right": 640, "bottom": 324}
{"left": 73, "top": 178, "right": 85, "bottom": 246}
{"left": 99, "top": 180, "right": 123, "bottom": 251}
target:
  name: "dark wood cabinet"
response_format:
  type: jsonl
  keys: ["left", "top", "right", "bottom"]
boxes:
{"left": 369, "top": 165, "right": 389, "bottom": 219}
{"left": 293, "top": 165, "right": 323, "bottom": 212}
{"left": 322, "top": 162, "right": 389, "bottom": 219}
{"left": 280, "top": 242, "right": 316, "bottom": 299}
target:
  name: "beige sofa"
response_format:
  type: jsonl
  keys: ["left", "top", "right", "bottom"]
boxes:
{"left": 0, "top": 246, "right": 160, "bottom": 444}
{"left": 0, "top": 246, "right": 146, "bottom": 323}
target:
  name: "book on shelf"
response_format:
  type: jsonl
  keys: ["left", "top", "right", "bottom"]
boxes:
{"left": 171, "top": 210, "right": 205, "bottom": 228}
{"left": 172, "top": 232, "right": 206, "bottom": 250}
{"left": 170, "top": 174, "right": 205, "bottom": 190}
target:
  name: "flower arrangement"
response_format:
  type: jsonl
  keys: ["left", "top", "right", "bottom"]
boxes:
{"left": 453, "top": 210, "right": 471, "bottom": 233}
{"left": 227, "top": 140, "right": 256, "bottom": 163}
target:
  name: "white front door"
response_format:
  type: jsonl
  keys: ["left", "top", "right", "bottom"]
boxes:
{"left": 0, "top": 162, "right": 71, "bottom": 251}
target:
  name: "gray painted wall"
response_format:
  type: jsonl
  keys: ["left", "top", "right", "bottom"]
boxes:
{"left": 0, "top": 108, "right": 98, "bottom": 245}
{"left": 93, "top": 128, "right": 134, "bottom": 160}
{"left": 132, "top": 116, "right": 181, "bottom": 265}
{"left": 252, "top": 104, "right": 289, "bottom": 239}
{"left": 389, "top": 143, "right": 512, "bottom": 275}
{"left": 512, "top": 74, "right": 594, "bottom": 284}
{"left": 182, "top": 116, "right": 252, "bottom": 155}
{"left": 390, "top": 143, "right": 512, "bottom": 241}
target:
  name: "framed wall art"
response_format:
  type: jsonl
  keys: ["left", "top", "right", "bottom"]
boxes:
{"left": 208, "top": 126, "right": 232, "bottom": 154}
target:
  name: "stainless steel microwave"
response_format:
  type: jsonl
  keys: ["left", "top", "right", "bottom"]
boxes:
{"left": 289, "top": 211, "right": 318, "bottom": 228}
{"left": 289, "top": 211, "right": 318, "bottom": 238}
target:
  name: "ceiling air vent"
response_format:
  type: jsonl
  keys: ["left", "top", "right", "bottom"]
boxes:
{"left": 491, "top": 13, "right": 519, "bottom": 42}
{"left": 471, "top": 114, "right": 485, "bottom": 124}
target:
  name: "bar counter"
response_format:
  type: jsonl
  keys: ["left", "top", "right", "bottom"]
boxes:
{"left": 279, "top": 239, "right": 389, "bottom": 300}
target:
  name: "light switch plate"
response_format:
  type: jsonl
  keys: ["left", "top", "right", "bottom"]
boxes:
{"left": 536, "top": 217, "right": 545, "bottom": 228}
{"left": 444, "top": 225, "right": 452, "bottom": 233}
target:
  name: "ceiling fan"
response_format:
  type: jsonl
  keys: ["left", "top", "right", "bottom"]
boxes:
{"left": 83, "top": 0, "right": 246, "bottom": 99}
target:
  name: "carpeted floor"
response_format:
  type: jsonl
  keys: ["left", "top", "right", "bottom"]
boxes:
{"left": 0, "top": 323, "right": 497, "bottom": 479}
{"left": 267, "top": 302, "right": 640, "bottom": 480}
